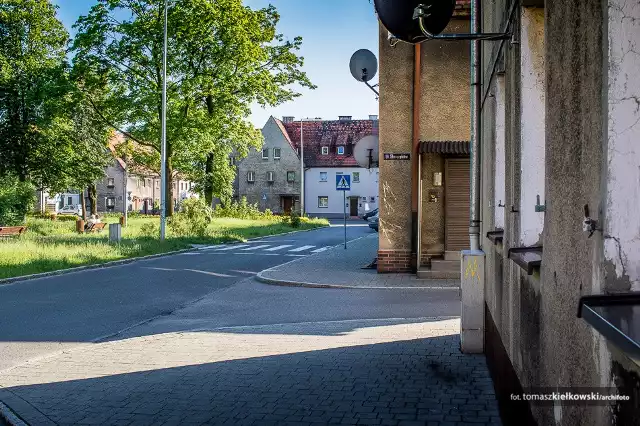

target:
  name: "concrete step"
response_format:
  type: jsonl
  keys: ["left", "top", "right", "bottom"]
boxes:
{"left": 430, "top": 259, "right": 460, "bottom": 273}
{"left": 444, "top": 251, "right": 461, "bottom": 261}
{"left": 416, "top": 268, "right": 460, "bottom": 279}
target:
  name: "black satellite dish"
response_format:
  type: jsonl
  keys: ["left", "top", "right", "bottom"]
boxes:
{"left": 373, "top": 0, "right": 455, "bottom": 43}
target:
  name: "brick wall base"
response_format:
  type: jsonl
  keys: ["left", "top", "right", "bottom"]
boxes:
{"left": 377, "top": 249, "right": 413, "bottom": 273}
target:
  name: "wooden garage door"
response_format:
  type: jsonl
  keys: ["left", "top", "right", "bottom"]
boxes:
{"left": 445, "top": 158, "right": 470, "bottom": 251}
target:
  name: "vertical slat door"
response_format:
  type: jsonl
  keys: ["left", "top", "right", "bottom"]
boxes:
{"left": 445, "top": 158, "right": 471, "bottom": 251}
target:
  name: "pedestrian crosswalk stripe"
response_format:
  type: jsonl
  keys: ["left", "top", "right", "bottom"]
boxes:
{"left": 264, "top": 245, "right": 293, "bottom": 251}
{"left": 289, "top": 245, "right": 315, "bottom": 252}
{"left": 241, "top": 245, "right": 271, "bottom": 251}
{"left": 184, "top": 269, "right": 235, "bottom": 278}
{"left": 214, "top": 244, "right": 250, "bottom": 251}
{"left": 311, "top": 246, "right": 332, "bottom": 253}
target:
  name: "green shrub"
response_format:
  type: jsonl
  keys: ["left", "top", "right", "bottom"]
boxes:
{"left": 139, "top": 221, "right": 159, "bottom": 238}
{"left": 56, "top": 215, "right": 79, "bottom": 222}
{"left": 0, "top": 177, "right": 35, "bottom": 226}
{"left": 213, "top": 197, "right": 277, "bottom": 221}
{"left": 289, "top": 210, "right": 301, "bottom": 228}
{"left": 168, "top": 198, "right": 212, "bottom": 238}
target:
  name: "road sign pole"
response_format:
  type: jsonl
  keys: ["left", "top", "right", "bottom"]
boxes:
{"left": 343, "top": 191, "right": 347, "bottom": 249}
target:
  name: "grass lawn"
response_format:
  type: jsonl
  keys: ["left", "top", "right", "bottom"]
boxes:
{"left": 0, "top": 215, "right": 328, "bottom": 280}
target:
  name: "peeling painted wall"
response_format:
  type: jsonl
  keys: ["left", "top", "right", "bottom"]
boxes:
{"left": 605, "top": 0, "right": 640, "bottom": 292}
{"left": 519, "top": 8, "right": 546, "bottom": 246}
{"left": 494, "top": 75, "right": 506, "bottom": 230}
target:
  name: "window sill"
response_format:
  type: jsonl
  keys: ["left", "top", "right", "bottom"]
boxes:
{"left": 578, "top": 293, "right": 640, "bottom": 365}
{"left": 486, "top": 230, "right": 504, "bottom": 245}
{"left": 507, "top": 246, "right": 542, "bottom": 275}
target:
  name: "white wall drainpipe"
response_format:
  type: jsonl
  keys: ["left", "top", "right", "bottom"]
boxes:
{"left": 469, "top": 0, "right": 481, "bottom": 251}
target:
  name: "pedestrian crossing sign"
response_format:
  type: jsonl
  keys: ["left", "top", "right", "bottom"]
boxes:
{"left": 336, "top": 174, "right": 351, "bottom": 191}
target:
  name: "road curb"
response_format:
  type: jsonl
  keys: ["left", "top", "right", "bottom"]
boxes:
{"left": 0, "top": 224, "right": 330, "bottom": 286}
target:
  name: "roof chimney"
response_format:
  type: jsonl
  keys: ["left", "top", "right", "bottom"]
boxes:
{"left": 369, "top": 115, "right": 379, "bottom": 120}
{"left": 339, "top": 116, "right": 352, "bottom": 121}
{"left": 282, "top": 116, "right": 294, "bottom": 123}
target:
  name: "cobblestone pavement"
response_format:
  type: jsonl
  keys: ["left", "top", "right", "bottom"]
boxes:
{"left": 257, "top": 235, "right": 460, "bottom": 289}
{"left": 0, "top": 318, "right": 500, "bottom": 426}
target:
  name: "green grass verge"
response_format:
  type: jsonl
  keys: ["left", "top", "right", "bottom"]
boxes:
{"left": 0, "top": 216, "right": 329, "bottom": 280}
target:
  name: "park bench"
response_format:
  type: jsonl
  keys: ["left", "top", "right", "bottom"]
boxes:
{"left": 0, "top": 226, "right": 27, "bottom": 238}
{"left": 85, "top": 222, "right": 106, "bottom": 233}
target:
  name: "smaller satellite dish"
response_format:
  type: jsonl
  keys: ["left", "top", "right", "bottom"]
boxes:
{"left": 350, "top": 49, "right": 378, "bottom": 82}
{"left": 353, "top": 135, "right": 379, "bottom": 169}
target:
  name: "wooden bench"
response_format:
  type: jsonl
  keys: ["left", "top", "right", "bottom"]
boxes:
{"left": 86, "top": 222, "right": 106, "bottom": 233}
{"left": 0, "top": 226, "right": 27, "bottom": 237}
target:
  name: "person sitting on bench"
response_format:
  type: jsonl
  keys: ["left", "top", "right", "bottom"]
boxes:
{"left": 85, "top": 214, "right": 101, "bottom": 231}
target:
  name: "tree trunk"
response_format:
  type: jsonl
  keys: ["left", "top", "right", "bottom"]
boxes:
{"left": 88, "top": 184, "right": 98, "bottom": 215}
{"left": 80, "top": 189, "right": 87, "bottom": 220}
{"left": 165, "top": 143, "right": 174, "bottom": 216}
{"left": 204, "top": 152, "right": 214, "bottom": 207}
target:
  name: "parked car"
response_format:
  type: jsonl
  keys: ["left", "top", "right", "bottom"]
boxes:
{"left": 368, "top": 212, "right": 379, "bottom": 232}
{"left": 361, "top": 208, "right": 379, "bottom": 221}
{"left": 58, "top": 205, "right": 82, "bottom": 216}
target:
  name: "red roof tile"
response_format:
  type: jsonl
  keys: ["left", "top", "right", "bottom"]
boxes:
{"left": 281, "top": 119, "right": 379, "bottom": 168}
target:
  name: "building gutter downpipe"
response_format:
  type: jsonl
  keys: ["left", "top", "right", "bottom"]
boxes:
{"left": 469, "top": 0, "right": 481, "bottom": 251}
{"left": 412, "top": 43, "right": 422, "bottom": 271}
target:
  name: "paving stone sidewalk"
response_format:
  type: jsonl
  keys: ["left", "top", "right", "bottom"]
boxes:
{"left": 0, "top": 318, "right": 500, "bottom": 426}
{"left": 257, "top": 234, "right": 460, "bottom": 289}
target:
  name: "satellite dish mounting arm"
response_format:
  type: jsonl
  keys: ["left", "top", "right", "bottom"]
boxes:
{"left": 413, "top": 4, "right": 512, "bottom": 41}
{"left": 361, "top": 69, "right": 380, "bottom": 98}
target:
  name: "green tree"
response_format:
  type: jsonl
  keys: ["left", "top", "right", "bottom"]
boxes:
{"left": 72, "top": 0, "right": 314, "bottom": 215}
{"left": 173, "top": 0, "right": 315, "bottom": 205}
{"left": 0, "top": 0, "right": 72, "bottom": 188}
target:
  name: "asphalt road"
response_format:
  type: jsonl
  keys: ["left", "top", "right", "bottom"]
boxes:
{"left": 0, "top": 221, "right": 459, "bottom": 372}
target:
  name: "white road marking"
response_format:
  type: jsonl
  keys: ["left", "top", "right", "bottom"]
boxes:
{"left": 311, "top": 246, "right": 333, "bottom": 253}
{"left": 286, "top": 254, "right": 307, "bottom": 257}
{"left": 213, "top": 244, "right": 250, "bottom": 251}
{"left": 240, "top": 245, "right": 271, "bottom": 251}
{"left": 230, "top": 270, "right": 258, "bottom": 275}
{"left": 184, "top": 269, "right": 236, "bottom": 278}
{"left": 143, "top": 267, "right": 178, "bottom": 271}
{"left": 264, "top": 245, "right": 293, "bottom": 251}
{"left": 199, "top": 245, "right": 226, "bottom": 250}
{"left": 289, "top": 245, "right": 315, "bottom": 252}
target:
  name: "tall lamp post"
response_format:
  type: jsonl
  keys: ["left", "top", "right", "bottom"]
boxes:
{"left": 159, "top": 0, "right": 168, "bottom": 240}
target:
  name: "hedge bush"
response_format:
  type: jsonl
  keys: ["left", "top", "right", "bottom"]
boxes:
{"left": 0, "top": 178, "right": 35, "bottom": 226}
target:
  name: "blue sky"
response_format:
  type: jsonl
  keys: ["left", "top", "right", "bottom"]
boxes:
{"left": 51, "top": 0, "right": 380, "bottom": 128}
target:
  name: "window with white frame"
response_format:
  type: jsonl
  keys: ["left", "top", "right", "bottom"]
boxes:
{"left": 155, "top": 180, "right": 159, "bottom": 189}
{"left": 273, "top": 148, "right": 281, "bottom": 159}
{"left": 287, "top": 171, "right": 295, "bottom": 183}
{"left": 321, "top": 146, "right": 329, "bottom": 155}
{"left": 320, "top": 172, "right": 327, "bottom": 182}
{"left": 353, "top": 172, "right": 360, "bottom": 183}
{"left": 318, "top": 196, "right": 328, "bottom": 208}
{"left": 262, "top": 148, "right": 269, "bottom": 160}
{"left": 370, "top": 196, "right": 376, "bottom": 202}
{"left": 107, "top": 177, "right": 115, "bottom": 188}
{"left": 267, "top": 171, "right": 274, "bottom": 182}
{"left": 106, "top": 197, "right": 115, "bottom": 208}
{"left": 337, "top": 146, "right": 345, "bottom": 155}
{"left": 247, "top": 171, "right": 255, "bottom": 182}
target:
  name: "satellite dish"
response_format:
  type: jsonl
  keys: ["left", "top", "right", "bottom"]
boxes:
{"left": 353, "top": 135, "right": 379, "bottom": 169}
{"left": 350, "top": 49, "right": 378, "bottom": 82}
{"left": 373, "top": 0, "right": 455, "bottom": 43}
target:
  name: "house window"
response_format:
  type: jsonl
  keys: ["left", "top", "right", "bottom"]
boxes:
{"left": 318, "top": 196, "right": 329, "bottom": 208}
{"left": 337, "top": 146, "right": 345, "bottom": 155}
{"left": 262, "top": 148, "right": 269, "bottom": 160}
{"left": 155, "top": 180, "right": 159, "bottom": 189}
{"left": 107, "top": 177, "right": 115, "bottom": 188}
{"left": 106, "top": 197, "right": 115, "bottom": 208}
{"left": 321, "top": 146, "right": 329, "bottom": 155}
{"left": 370, "top": 196, "right": 376, "bottom": 202}
{"left": 320, "top": 172, "right": 327, "bottom": 182}
{"left": 353, "top": 172, "right": 360, "bottom": 183}
{"left": 287, "top": 171, "right": 296, "bottom": 183}
{"left": 247, "top": 171, "right": 255, "bottom": 183}
{"left": 267, "top": 171, "right": 274, "bottom": 182}
{"left": 361, "top": 197, "right": 367, "bottom": 201}
{"left": 273, "top": 148, "right": 281, "bottom": 159}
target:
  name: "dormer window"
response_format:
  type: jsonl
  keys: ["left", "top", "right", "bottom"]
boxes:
{"left": 337, "top": 146, "right": 345, "bottom": 155}
{"left": 321, "top": 146, "right": 329, "bottom": 155}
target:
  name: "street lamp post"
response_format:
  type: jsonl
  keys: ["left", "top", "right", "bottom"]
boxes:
{"left": 160, "top": 0, "right": 168, "bottom": 240}
{"left": 299, "top": 118, "right": 304, "bottom": 216}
